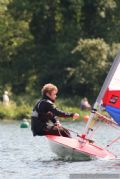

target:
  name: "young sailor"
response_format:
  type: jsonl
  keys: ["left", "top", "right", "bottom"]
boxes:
{"left": 31, "top": 83, "right": 79, "bottom": 137}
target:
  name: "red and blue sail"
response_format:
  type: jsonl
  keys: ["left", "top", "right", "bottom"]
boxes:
{"left": 85, "top": 52, "right": 120, "bottom": 135}
{"left": 102, "top": 62, "right": 120, "bottom": 125}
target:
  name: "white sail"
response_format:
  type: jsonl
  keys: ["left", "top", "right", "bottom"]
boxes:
{"left": 85, "top": 51, "right": 120, "bottom": 135}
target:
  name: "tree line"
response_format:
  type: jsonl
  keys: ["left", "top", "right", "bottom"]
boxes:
{"left": 0, "top": 0, "right": 120, "bottom": 100}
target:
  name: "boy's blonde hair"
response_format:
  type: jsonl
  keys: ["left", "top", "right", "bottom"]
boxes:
{"left": 41, "top": 83, "right": 58, "bottom": 96}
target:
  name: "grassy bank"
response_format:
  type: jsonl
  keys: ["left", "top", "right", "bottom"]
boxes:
{"left": 0, "top": 95, "right": 91, "bottom": 121}
{"left": 0, "top": 102, "right": 31, "bottom": 120}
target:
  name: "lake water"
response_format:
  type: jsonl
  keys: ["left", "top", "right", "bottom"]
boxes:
{"left": 0, "top": 120, "right": 120, "bottom": 179}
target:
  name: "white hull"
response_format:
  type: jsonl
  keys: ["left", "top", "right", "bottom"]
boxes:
{"left": 46, "top": 135, "right": 116, "bottom": 161}
{"left": 48, "top": 139, "right": 93, "bottom": 161}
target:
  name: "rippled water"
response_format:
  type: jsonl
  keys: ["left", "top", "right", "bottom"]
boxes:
{"left": 0, "top": 120, "right": 120, "bottom": 179}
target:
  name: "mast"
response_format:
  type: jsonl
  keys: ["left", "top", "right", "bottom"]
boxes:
{"left": 84, "top": 51, "right": 120, "bottom": 135}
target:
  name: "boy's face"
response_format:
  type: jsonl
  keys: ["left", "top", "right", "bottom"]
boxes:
{"left": 46, "top": 89, "right": 57, "bottom": 101}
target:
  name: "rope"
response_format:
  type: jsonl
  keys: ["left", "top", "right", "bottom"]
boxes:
{"left": 106, "top": 135, "right": 120, "bottom": 147}
{"left": 54, "top": 125, "right": 79, "bottom": 138}
{"left": 56, "top": 126, "right": 62, "bottom": 136}
{"left": 89, "top": 122, "right": 101, "bottom": 139}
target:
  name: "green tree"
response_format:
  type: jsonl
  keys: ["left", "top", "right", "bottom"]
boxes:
{"left": 81, "top": 0, "right": 120, "bottom": 43}
{"left": 0, "top": 0, "right": 34, "bottom": 94}
{"left": 69, "top": 38, "right": 110, "bottom": 98}
{"left": 1, "top": 0, "right": 120, "bottom": 98}
{"left": 25, "top": 0, "right": 84, "bottom": 92}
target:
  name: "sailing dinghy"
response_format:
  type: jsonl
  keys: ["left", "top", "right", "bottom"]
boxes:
{"left": 47, "top": 51, "right": 120, "bottom": 160}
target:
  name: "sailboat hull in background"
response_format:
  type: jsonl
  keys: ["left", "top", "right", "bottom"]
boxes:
{"left": 47, "top": 135, "right": 116, "bottom": 161}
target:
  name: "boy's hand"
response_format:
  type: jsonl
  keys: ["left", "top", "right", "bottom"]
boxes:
{"left": 73, "top": 113, "right": 79, "bottom": 120}
{"left": 55, "top": 121, "right": 62, "bottom": 127}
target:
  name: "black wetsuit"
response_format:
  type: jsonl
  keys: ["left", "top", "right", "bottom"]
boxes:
{"left": 31, "top": 95, "right": 74, "bottom": 137}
